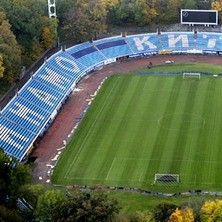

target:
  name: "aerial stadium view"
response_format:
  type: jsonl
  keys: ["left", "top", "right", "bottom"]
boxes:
{"left": 1, "top": 0, "right": 222, "bottom": 221}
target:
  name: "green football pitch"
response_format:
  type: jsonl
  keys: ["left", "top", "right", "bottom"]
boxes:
{"left": 52, "top": 71, "right": 222, "bottom": 192}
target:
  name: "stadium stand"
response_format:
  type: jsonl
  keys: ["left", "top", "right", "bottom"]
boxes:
{"left": 93, "top": 36, "right": 133, "bottom": 58}
{"left": 66, "top": 42, "right": 106, "bottom": 68}
{"left": 126, "top": 33, "right": 161, "bottom": 54}
{"left": 160, "top": 32, "right": 194, "bottom": 51}
{"left": 1, "top": 31, "right": 222, "bottom": 161}
{"left": 196, "top": 32, "right": 222, "bottom": 52}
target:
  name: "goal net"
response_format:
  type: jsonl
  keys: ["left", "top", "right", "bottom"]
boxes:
{"left": 183, "top": 72, "right": 201, "bottom": 79}
{"left": 154, "top": 174, "right": 180, "bottom": 185}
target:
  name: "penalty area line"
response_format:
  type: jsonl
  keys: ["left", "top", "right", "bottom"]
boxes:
{"left": 64, "top": 83, "right": 118, "bottom": 179}
{"left": 106, "top": 157, "right": 116, "bottom": 181}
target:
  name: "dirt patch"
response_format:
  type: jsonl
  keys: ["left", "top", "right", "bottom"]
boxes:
{"left": 31, "top": 54, "right": 222, "bottom": 183}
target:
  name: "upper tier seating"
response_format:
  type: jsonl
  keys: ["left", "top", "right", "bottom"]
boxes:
{"left": 66, "top": 42, "right": 106, "bottom": 68}
{"left": 93, "top": 36, "right": 133, "bottom": 58}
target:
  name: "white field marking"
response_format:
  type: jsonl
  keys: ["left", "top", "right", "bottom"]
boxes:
{"left": 66, "top": 177, "right": 105, "bottom": 180}
{"left": 115, "top": 157, "right": 220, "bottom": 164}
{"left": 64, "top": 83, "right": 118, "bottom": 179}
{"left": 106, "top": 157, "right": 116, "bottom": 180}
{"left": 115, "top": 157, "right": 150, "bottom": 161}
{"left": 66, "top": 175, "right": 214, "bottom": 186}
{"left": 157, "top": 113, "right": 206, "bottom": 131}
{"left": 66, "top": 176, "right": 142, "bottom": 183}
{"left": 139, "top": 171, "right": 144, "bottom": 182}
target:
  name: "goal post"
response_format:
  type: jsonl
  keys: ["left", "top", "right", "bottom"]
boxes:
{"left": 183, "top": 72, "right": 201, "bottom": 79}
{"left": 154, "top": 174, "right": 180, "bottom": 185}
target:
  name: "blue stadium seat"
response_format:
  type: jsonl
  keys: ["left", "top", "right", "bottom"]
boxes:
{"left": 66, "top": 42, "right": 106, "bottom": 68}
{"left": 94, "top": 36, "right": 133, "bottom": 58}
{"left": 126, "top": 33, "right": 161, "bottom": 53}
{"left": 196, "top": 32, "right": 222, "bottom": 51}
{"left": 18, "top": 79, "right": 64, "bottom": 114}
{"left": 2, "top": 96, "right": 50, "bottom": 134}
{"left": 160, "top": 32, "right": 194, "bottom": 51}
{"left": 0, "top": 115, "right": 36, "bottom": 160}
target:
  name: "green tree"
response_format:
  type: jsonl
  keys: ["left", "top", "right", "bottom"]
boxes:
{"left": 0, "top": 10, "right": 21, "bottom": 83}
{"left": 182, "top": 0, "right": 197, "bottom": 9}
{"left": 131, "top": 211, "right": 155, "bottom": 222}
{"left": 104, "top": 0, "right": 122, "bottom": 25}
{"left": 0, "top": 148, "right": 31, "bottom": 205}
{"left": 134, "top": 0, "right": 158, "bottom": 26}
{"left": 153, "top": 203, "right": 177, "bottom": 222}
{"left": 53, "top": 192, "right": 119, "bottom": 222}
{"left": 58, "top": 0, "right": 107, "bottom": 43}
{"left": 35, "top": 189, "right": 66, "bottom": 222}
{"left": 167, "top": 0, "right": 182, "bottom": 22}
{"left": 19, "top": 184, "right": 46, "bottom": 209}
{"left": 0, "top": 205, "right": 23, "bottom": 222}
{"left": 155, "top": 0, "right": 170, "bottom": 23}
{"left": 0, "top": 0, "right": 57, "bottom": 66}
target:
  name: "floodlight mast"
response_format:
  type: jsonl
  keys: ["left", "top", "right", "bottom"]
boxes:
{"left": 48, "top": 0, "right": 56, "bottom": 18}
{"left": 47, "top": 0, "right": 59, "bottom": 46}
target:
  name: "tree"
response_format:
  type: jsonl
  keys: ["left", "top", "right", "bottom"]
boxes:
{"left": 134, "top": 0, "right": 158, "bottom": 26}
{"left": 153, "top": 203, "right": 177, "bottom": 222}
{"left": 0, "top": 0, "right": 57, "bottom": 66}
{"left": 167, "top": 0, "right": 182, "bottom": 23}
{"left": 40, "top": 26, "right": 56, "bottom": 50}
{"left": 19, "top": 184, "right": 46, "bottom": 209}
{"left": 0, "top": 54, "right": 4, "bottom": 78}
{"left": 200, "top": 199, "right": 222, "bottom": 222}
{"left": 0, "top": 205, "right": 23, "bottom": 222}
{"left": 212, "top": 0, "right": 222, "bottom": 24}
{"left": 0, "top": 10, "right": 21, "bottom": 83}
{"left": 155, "top": 0, "right": 167, "bottom": 23}
{"left": 0, "top": 148, "right": 31, "bottom": 206}
{"left": 197, "top": 0, "right": 211, "bottom": 9}
{"left": 168, "top": 207, "right": 195, "bottom": 222}
{"left": 58, "top": 0, "right": 107, "bottom": 43}
{"left": 53, "top": 192, "right": 119, "bottom": 222}
{"left": 168, "top": 208, "right": 183, "bottom": 222}
{"left": 87, "top": 0, "right": 107, "bottom": 39}
{"left": 131, "top": 211, "right": 155, "bottom": 222}
{"left": 182, "top": 0, "right": 197, "bottom": 9}
{"left": 103, "top": 0, "right": 122, "bottom": 25}
{"left": 35, "top": 189, "right": 66, "bottom": 222}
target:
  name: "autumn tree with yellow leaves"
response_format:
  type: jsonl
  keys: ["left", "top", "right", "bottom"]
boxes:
{"left": 200, "top": 199, "right": 222, "bottom": 222}
{"left": 0, "top": 54, "right": 4, "bottom": 79}
{"left": 168, "top": 207, "right": 195, "bottom": 222}
{"left": 212, "top": 0, "right": 222, "bottom": 23}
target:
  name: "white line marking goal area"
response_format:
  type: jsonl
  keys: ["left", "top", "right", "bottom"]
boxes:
{"left": 65, "top": 157, "right": 219, "bottom": 185}
{"left": 105, "top": 158, "right": 147, "bottom": 182}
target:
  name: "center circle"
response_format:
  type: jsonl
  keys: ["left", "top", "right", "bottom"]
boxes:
{"left": 158, "top": 113, "right": 205, "bottom": 131}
